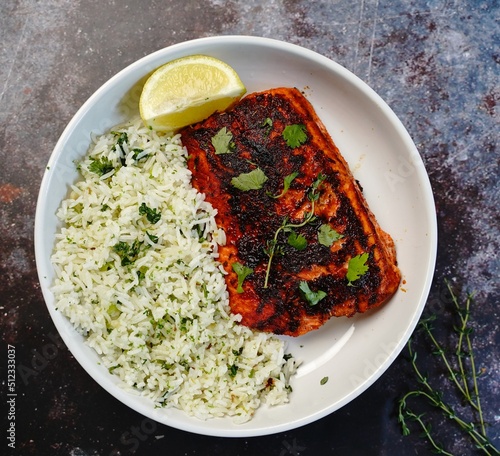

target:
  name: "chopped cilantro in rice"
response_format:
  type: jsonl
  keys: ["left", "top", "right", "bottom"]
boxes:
{"left": 50, "top": 120, "right": 297, "bottom": 423}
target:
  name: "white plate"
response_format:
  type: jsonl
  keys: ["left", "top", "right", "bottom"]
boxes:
{"left": 35, "top": 36, "right": 437, "bottom": 437}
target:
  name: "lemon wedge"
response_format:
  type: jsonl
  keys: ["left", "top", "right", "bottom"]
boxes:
{"left": 139, "top": 55, "right": 246, "bottom": 132}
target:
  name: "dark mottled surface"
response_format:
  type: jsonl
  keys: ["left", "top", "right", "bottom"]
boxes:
{"left": 1, "top": 1, "right": 498, "bottom": 455}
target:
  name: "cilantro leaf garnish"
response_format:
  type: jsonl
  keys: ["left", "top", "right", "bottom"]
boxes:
{"left": 231, "top": 168, "right": 268, "bottom": 191}
{"left": 232, "top": 347, "right": 243, "bottom": 356}
{"left": 110, "top": 131, "right": 129, "bottom": 165}
{"left": 232, "top": 262, "right": 254, "bottom": 293}
{"left": 282, "top": 124, "right": 307, "bottom": 148}
{"left": 211, "top": 127, "right": 235, "bottom": 154}
{"left": 287, "top": 231, "right": 307, "bottom": 250}
{"left": 346, "top": 252, "right": 369, "bottom": 286}
{"left": 267, "top": 172, "right": 299, "bottom": 199}
{"left": 228, "top": 364, "right": 239, "bottom": 378}
{"left": 111, "top": 131, "right": 128, "bottom": 153}
{"left": 139, "top": 203, "right": 161, "bottom": 224}
{"left": 318, "top": 224, "right": 344, "bottom": 247}
{"left": 113, "top": 240, "right": 144, "bottom": 266}
{"left": 89, "top": 157, "right": 114, "bottom": 176}
{"left": 299, "top": 281, "right": 327, "bottom": 306}
{"left": 137, "top": 266, "right": 148, "bottom": 281}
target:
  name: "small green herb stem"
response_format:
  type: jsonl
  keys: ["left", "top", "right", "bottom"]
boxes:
{"left": 446, "top": 280, "right": 486, "bottom": 437}
{"left": 263, "top": 174, "right": 325, "bottom": 288}
{"left": 421, "top": 288, "right": 486, "bottom": 438}
{"left": 398, "top": 392, "right": 454, "bottom": 456}
{"left": 403, "top": 342, "right": 498, "bottom": 455}
{"left": 263, "top": 208, "right": 314, "bottom": 289}
{"left": 401, "top": 388, "right": 491, "bottom": 454}
{"left": 454, "top": 293, "right": 473, "bottom": 400}
{"left": 465, "top": 307, "right": 486, "bottom": 437}
{"left": 263, "top": 226, "right": 283, "bottom": 289}
{"left": 421, "top": 322, "right": 476, "bottom": 409}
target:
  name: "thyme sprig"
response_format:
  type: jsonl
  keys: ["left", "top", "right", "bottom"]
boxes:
{"left": 398, "top": 281, "right": 499, "bottom": 455}
{"left": 263, "top": 173, "right": 326, "bottom": 288}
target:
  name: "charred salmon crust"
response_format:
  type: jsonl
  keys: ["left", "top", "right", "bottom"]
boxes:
{"left": 181, "top": 87, "right": 401, "bottom": 336}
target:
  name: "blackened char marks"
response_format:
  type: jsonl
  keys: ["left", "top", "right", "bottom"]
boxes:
{"left": 181, "top": 87, "right": 401, "bottom": 336}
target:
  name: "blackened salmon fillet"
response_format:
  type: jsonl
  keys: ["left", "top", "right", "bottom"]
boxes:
{"left": 181, "top": 87, "right": 401, "bottom": 336}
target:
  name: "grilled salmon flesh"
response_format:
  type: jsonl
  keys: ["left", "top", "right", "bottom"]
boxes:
{"left": 181, "top": 87, "right": 401, "bottom": 336}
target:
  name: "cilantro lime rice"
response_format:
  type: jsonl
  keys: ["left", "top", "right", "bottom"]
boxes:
{"left": 51, "top": 120, "right": 296, "bottom": 423}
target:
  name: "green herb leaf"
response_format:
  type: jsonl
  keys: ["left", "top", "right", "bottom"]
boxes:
{"left": 299, "top": 281, "right": 327, "bottom": 306}
{"left": 89, "top": 157, "right": 115, "bottom": 176}
{"left": 282, "top": 124, "right": 307, "bottom": 148}
{"left": 231, "top": 168, "right": 268, "bottom": 191}
{"left": 110, "top": 131, "right": 129, "bottom": 165}
{"left": 287, "top": 231, "right": 307, "bottom": 250}
{"left": 111, "top": 131, "right": 128, "bottom": 152}
{"left": 346, "top": 253, "right": 369, "bottom": 286}
{"left": 113, "top": 241, "right": 130, "bottom": 257}
{"left": 268, "top": 171, "right": 299, "bottom": 199}
{"left": 113, "top": 240, "right": 144, "bottom": 266}
{"left": 260, "top": 117, "right": 273, "bottom": 135}
{"left": 139, "top": 203, "right": 161, "bottom": 224}
{"left": 137, "top": 266, "right": 148, "bottom": 281}
{"left": 232, "top": 262, "right": 254, "bottom": 293}
{"left": 228, "top": 364, "right": 239, "bottom": 378}
{"left": 320, "top": 376, "right": 329, "bottom": 385}
{"left": 318, "top": 224, "right": 344, "bottom": 247}
{"left": 261, "top": 117, "right": 273, "bottom": 129}
{"left": 211, "top": 127, "right": 235, "bottom": 154}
